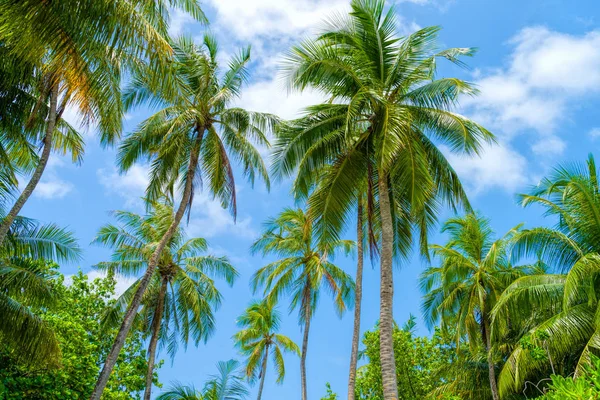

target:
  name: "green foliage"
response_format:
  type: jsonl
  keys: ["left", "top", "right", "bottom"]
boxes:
{"left": 492, "top": 155, "right": 600, "bottom": 397}
{"left": 157, "top": 360, "right": 248, "bottom": 400}
{"left": 120, "top": 35, "right": 276, "bottom": 216}
{"left": 233, "top": 299, "right": 299, "bottom": 385}
{"left": 535, "top": 356, "right": 600, "bottom": 399}
{"left": 95, "top": 200, "right": 237, "bottom": 359}
{"left": 0, "top": 215, "right": 81, "bottom": 365}
{"left": 251, "top": 208, "right": 355, "bottom": 324}
{"left": 354, "top": 322, "right": 455, "bottom": 400}
{"left": 0, "top": 269, "right": 157, "bottom": 399}
{"left": 321, "top": 383, "right": 338, "bottom": 400}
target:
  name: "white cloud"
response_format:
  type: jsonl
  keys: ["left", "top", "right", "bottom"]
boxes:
{"left": 442, "top": 143, "right": 529, "bottom": 195}
{"left": 64, "top": 270, "right": 137, "bottom": 298}
{"left": 468, "top": 27, "right": 600, "bottom": 140}
{"left": 206, "top": 0, "right": 350, "bottom": 40}
{"left": 531, "top": 136, "right": 566, "bottom": 156}
{"left": 169, "top": 8, "right": 197, "bottom": 37}
{"left": 589, "top": 127, "right": 600, "bottom": 140}
{"left": 186, "top": 191, "right": 256, "bottom": 239}
{"left": 34, "top": 178, "right": 73, "bottom": 199}
{"left": 27, "top": 157, "right": 75, "bottom": 200}
{"left": 236, "top": 79, "right": 326, "bottom": 120}
{"left": 97, "top": 164, "right": 256, "bottom": 239}
{"left": 509, "top": 28, "right": 600, "bottom": 92}
{"left": 455, "top": 27, "right": 600, "bottom": 192}
{"left": 97, "top": 164, "right": 149, "bottom": 208}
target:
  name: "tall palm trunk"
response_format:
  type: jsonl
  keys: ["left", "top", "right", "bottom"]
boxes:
{"left": 481, "top": 313, "right": 499, "bottom": 400}
{"left": 90, "top": 131, "right": 204, "bottom": 400}
{"left": 301, "top": 302, "right": 311, "bottom": 400}
{"left": 0, "top": 85, "right": 58, "bottom": 245}
{"left": 143, "top": 276, "right": 168, "bottom": 400}
{"left": 256, "top": 343, "right": 269, "bottom": 400}
{"left": 378, "top": 174, "right": 398, "bottom": 400}
{"left": 348, "top": 201, "right": 364, "bottom": 400}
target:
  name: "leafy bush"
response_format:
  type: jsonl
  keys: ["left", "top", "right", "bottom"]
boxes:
{"left": 535, "top": 355, "right": 600, "bottom": 399}
{"left": 0, "top": 269, "right": 158, "bottom": 399}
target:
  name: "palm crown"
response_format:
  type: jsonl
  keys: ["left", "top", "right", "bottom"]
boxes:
{"left": 251, "top": 208, "right": 354, "bottom": 321}
{"left": 95, "top": 200, "right": 237, "bottom": 355}
{"left": 233, "top": 299, "right": 299, "bottom": 399}
{"left": 491, "top": 154, "right": 600, "bottom": 396}
{"left": 120, "top": 34, "right": 277, "bottom": 215}
{"left": 93, "top": 199, "right": 237, "bottom": 399}
{"left": 275, "top": 1, "right": 494, "bottom": 253}
{"left": 421, "top": 213, "right": 541, "bottom": 400}
{"left": 0, "top": 213, "right": 81, "bottom": 365}
{"left": 157, "top": 360, "right": 248, "bottom": 400}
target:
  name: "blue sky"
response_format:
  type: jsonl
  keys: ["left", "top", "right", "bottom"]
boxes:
{"left": 19, "top": 0, "right": 600, "bottom": 398}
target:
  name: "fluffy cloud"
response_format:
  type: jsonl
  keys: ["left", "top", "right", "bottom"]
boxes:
{"left": 29, "top": 157, "right": 74, "bottom": 200}
{"left": 454, "top": 27, "right": 600, "bottom": 193}
{"left": 443, "top": 143, "right": 529, "bottom": 195}
{"left": 34, "top": 178, "right": 73, "bottom": 199}
{"left": 468, "top": 27, "right": 600, "bottom": 139}
{"left": 186, "top": 190, "right": 256, "bottom": 239}
{"left": 589, "top": 127, "right": 600, "bottom": 140}
{"left": 236, "top": 79, "right": 326, "bottom": 120}
{"left": 64, "top": 270, "right": 137, "bottom": 298}
{"left": 205, "top": 0, "right": 350, "bottom": 40}
{"left": 97, "top": 164, "right": 149, "bottom": 208}
{"left": 97, "top": 164, "right": 256, "bottom": 239}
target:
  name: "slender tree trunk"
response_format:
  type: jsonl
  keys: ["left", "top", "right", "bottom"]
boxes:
{"left": 90, "top": 131, "right": 204, "bottom": 400}
{"left": 256, "top": 344, "right": 269, "bottom": 400}
{"left": 482, "top": 314, "right": 500, "bottom": 400}
{"left": 0, "top": 84, "right": 58, "bottom": 245}
{"left": 377, "top": 174, "right": 398, "bottom": 400}
{"left": 301, "top": 303, "right": 311, "bottom": 400}
{"left": 348, "top": 201, "right": 364, "bottom": 400}
{"left": 143, "top": 277, "right": 168, "bottom": 400}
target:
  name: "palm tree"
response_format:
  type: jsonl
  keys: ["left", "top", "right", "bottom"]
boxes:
{"left": 233, "top": 299, "right": 300, "bottom": 400}
{"left": 0, "top": 212, "right": 81, "bottom": 365}
{"left": 0, "top": 0, "right": 207, "bottom": 246}
{"left": 348, "top": 198, "right": 365, "bottom": 400}
{"left": 275, "top": 1, "right": 494, "bottom": 397}
{"left": 93, "top": 200, "right": 237, "bottom": 400}
{"left": 93, "top": 34, "right": 276, "bottom": 398}
{"left": 420, "top": 214, "right": 538, "bottom": 400}
{"left": 491, "top": 154, "right": 600, "bottom": 396}
{"left": 251, "top": 208, "right": 354, "bottom": 400}
{"left": 157, "top": 360, "right": 249, "bottom": 400}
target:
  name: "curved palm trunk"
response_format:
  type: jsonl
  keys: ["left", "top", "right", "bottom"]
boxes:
{"left": 348, "top": 202, "right": 364, "bottom": 400}
{"left": 90, "top": 131, "right": 204, "bottom": 400}
{"left": 256, "top": 344, "right": 269, "bottom": 400}
{"left": 143, "top": 277, "right": 168, "bottom": 400}
{"left": 378, "top": 174, "right": 399, "bottom": 400}
{"left": 482, "top": 314, "right": 499, "bottom": 400}
{"left": 301, "top": 303, "right": 311, "bottom": 400}
{"left": 0, "top": 85, "right": 58, "bottom": 245}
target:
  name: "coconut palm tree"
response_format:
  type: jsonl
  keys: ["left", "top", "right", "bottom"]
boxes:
{"left": 420, "top": 214, "right": 540, "bottom": 400}
{"left": 233, "top": 299, "right": 300, "bottom": 400}
{"left": 0, "top": 0, "right": 207, "bottom": 246}
{"left": 491, "top": 154, "right": 600, "bottom": 397}
{"left": 93, "top": 200, "right": 237, "bottom": 400}
{"left": 0, "top": 49, "right": 84, "bottom": 236}
{"left": 93, "top": 34, "right": 276, "bottom": 398}
{"left": 275, "top": 1, "right": 493, "bottom": 397}
{"left": 0, "top": 212, "right": 81, "bottom": 365}
{"left": 251, "top": 208, "right": 354, "bottom": 400}
{"left": 157, "top": 359, "right": 249, "bottom": 400}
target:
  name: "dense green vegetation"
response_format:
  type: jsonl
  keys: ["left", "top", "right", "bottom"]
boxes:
{"left": 0, "top": 267, "right": 155, "bottom": 399}
{"left": 0, "top": 0, "right": 596, "bottom": 399}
